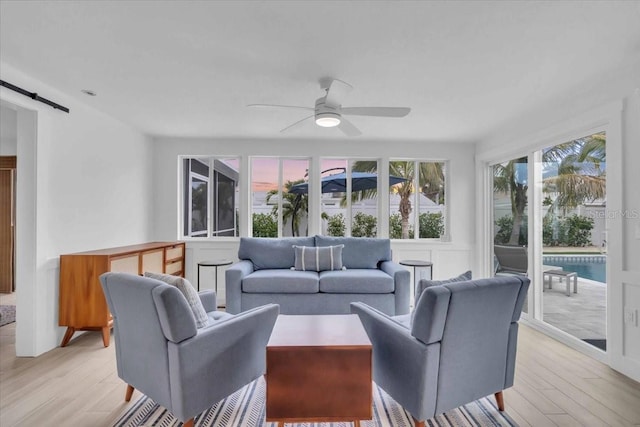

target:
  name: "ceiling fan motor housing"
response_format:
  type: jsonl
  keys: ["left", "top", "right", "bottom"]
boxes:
{"left": 315, "top": 97, "right": 341, "bottom": 127}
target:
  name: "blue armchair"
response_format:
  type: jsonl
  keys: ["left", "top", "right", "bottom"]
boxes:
{"left": 351, "top": 275, "right": 529, "bottom": 426}
{"left": 100, "top": 272, "right": 279, "bottom": 427}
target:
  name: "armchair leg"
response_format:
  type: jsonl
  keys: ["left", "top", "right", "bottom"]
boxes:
{"left": 125, "top": 384, "right": 135, "bottom": 402}
{"left": 494, "top": 391, "right": 505, "bottom": 411}
{"left": 182, "top": 419, "right": 194, "bottom": 427}
{"left": 413, "top": 416, "right": 425, "bottom": 427}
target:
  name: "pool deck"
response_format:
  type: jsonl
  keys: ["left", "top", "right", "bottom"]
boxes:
{"left": 540, "top": 249, "right": 606, "bottom": 341}
{"left": 543, "top": 246, "right": 606, "bottom": 254}
{"left": 542, "top": 276, "right": 606, "bottom": 340}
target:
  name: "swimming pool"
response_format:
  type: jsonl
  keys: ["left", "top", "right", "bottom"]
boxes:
{"left": 543, "top": 255, "right": 606, "bottom": 283}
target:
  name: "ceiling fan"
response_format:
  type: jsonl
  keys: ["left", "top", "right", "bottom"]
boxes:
{"left": 248, "top": 78, "right": 411, "bottom": 137}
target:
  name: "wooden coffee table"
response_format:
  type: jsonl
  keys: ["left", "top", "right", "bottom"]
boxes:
{"left": 266, "top": 314, "right": 372, "bottom": 426}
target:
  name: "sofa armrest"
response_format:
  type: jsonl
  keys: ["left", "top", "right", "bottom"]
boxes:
{"left": 198, "top": 290, "right": 217, "bottom": 313}
{"left": 225, "top": 260, "right": 254, "bottom": 314}
{"left": 380, "top": 261, "right": 411, "bottom": 315}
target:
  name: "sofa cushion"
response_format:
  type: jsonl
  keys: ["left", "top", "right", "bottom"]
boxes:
{"left": 293, "top": 244, "right": 344, "bottom": 272}
{"left": 238, "top": 237, "right": 315, "bottom": 270}
{"left": 319, "top": 269, "right": 394, "bottom": 293}
{"left": 242, "top": 269, "right": 319, "bottom": 293}
{"left": 144, "top": 272, "right": 210, "bottom": 328}
{"left": 315, "top": 236, "right": 391, "bottom": 269}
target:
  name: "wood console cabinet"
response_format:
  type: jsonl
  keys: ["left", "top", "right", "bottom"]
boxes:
{"left": 59, "top": 241, "right": 185, "bottom": 347}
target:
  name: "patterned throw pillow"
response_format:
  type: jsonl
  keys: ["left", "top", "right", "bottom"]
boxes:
{"left": 292, "top": 245, "right": 345, "bottom": 272}
{"left": 144, "top": 272, "right": 210, "bottom": 328}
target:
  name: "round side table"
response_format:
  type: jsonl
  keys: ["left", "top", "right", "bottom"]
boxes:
{"left": 197, "top": 260, "right": 233, "bottom": 292}
{"left": 399, "top": 260, "right": 434, "bottom": 301}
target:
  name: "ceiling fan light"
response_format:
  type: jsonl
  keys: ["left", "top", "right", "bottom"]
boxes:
{"left": 315, "top": 112, "right": 341, "bottom": 127}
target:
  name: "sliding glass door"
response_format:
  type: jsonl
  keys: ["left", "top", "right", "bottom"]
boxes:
{"left": 537, "top": 132, "right": 607, "bottom": 351}
{"left": 489, "top": 131, "right": 607, "bottom": 351}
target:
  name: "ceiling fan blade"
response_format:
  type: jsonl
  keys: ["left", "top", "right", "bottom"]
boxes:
{"left": 280, "top": 115, "right": 314, "bottom": 133}
{"left": 324, "top": 79, "right": 353, "bottom": 107}
{"left": 342, "top": 107, "right": 411, "bottom": 117}
{"left": 248, "top": 104, "right": 313, "bottom": 111}
{"left": 338, "top": 118, "right": 362, "bottom": 137}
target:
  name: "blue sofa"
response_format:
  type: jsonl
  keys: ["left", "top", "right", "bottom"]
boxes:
{"left": 225, "top": 236, "right": 410, "bottom": 315}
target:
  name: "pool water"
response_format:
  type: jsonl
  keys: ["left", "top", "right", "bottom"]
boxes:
{"left": 543, "top": 255, "right": 606, "bottom": 283}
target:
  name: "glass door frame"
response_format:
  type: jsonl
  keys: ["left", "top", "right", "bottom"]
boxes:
{"left": 476, "top": 101, "right": 622, "bottom": 366}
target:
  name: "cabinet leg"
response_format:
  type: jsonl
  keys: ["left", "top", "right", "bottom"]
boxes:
{"left": 60, "top": 327, "right": 75, "bottom": 347}
{"left": 101, "top": 326, "right": 111, "bottom": 347}
{"left": 125, "top": 384, "right": 135, "bottom": 402}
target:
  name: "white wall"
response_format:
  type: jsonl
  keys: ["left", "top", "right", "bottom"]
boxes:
{"left": 476, "top": 60, "right": 640, "bottom": 381}
{"left": 0, "top": 62, "right": 154, "bottom": 356}
{"left": 0, "top": 103, "right": 17, "bottom": 155}
{"left": 151, "top": 137, "right": 476, "bottom": 298}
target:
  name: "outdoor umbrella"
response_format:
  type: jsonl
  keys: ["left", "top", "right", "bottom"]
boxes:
{"left": 289, "top": 171, "right": 406, "bottom": 195}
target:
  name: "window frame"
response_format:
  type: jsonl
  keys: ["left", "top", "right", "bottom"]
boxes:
{"left": 179, "top": 155, "right": 450, "bottom": 241}
{"left": 387, "top": 158, "right": 449, "bottom": 241}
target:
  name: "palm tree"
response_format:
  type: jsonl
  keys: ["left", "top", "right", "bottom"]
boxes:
{"left": 352, "top": 161, "right": 445, "bottom": 239}
{"left": 495, "top": 132, "right": 606, "bottom": 245}
{"left": 266, "top": 179, "right": 308, "bottom": 236}
{"left": 543, "top": 133, "right": 606, "bottom": 214}
{"left": 493, "top": 157, "right": 528, "bottom": 245}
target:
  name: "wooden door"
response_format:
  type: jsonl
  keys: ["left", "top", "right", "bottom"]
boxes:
{"left": 0, "top": 156, "right": 16, "bottom": 293}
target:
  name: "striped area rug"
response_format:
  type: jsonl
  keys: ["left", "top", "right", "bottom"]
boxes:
{"left": 114, "top": 377, "right": 518, "bottom": 427}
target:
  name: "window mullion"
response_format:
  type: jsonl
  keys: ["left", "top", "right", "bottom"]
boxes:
{"left": 278, "top": 158, "right": 284, "bottom": 237}
{"left": 414, "top": 161, "right": 419, "bottom": 240}
{"left": 346, "top": 162, "right": 352, "bottom": 236}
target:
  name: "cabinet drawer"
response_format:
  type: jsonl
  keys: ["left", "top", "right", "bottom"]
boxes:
{"left": 165, "top": 245, "right": 184, "bottom": 261}
{"left": 165, "top": 260, "right": 183, "bottom": 275}
{"left": 142, "top": 249, "right": 164, "bottom": 273}
{"left": 110, "top": 254, "right": 139, "bottom": 274}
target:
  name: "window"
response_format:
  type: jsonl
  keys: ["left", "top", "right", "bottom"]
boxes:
{"left": 182, "top": 157, "right": 239, "bottom": 238}
{"left": 389, "top": 160, "right": 447, "bottom": 239}
{"left": 321, "top": 159, "right": 379, "bottom": 237}
{"left": 251, "top": 157, "right": 310, "bottom": 237}
{"left": 180, "top": 156, "right": 449, "bottom": 240}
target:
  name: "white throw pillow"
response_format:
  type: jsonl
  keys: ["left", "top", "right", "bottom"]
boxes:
{"left": 144, "top": 272, "right": 210, "bottom": 328}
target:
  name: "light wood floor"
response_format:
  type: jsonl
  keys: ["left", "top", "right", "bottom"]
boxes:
{"left": 1, "top": 322, "right": 640, "bottom": 426}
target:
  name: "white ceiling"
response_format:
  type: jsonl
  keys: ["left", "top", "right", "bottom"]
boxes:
{"left": 1, "top": 1, "right": 639, "bottom": 142}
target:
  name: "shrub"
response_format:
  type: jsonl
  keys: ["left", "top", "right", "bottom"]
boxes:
{"left": 419, "top": 212, "right": 444, "bottom": 238}
{"left": 494, "top": 215, "right": 514, "bottom": 244}
{"left": 389, "top": 213, "right": 403, "bottom": 239}
{"left": 352, "top": 212, "right": 377, "bottom": 237}
{"left": 564, "top": 214, "right": 594, "bottom": 247}
{"left": 389, "top": 213, "right": 415, "bottom": 239}
{"left": 500, "top": 213, "right": 593, "bottom": 247}
{"left": 494, "top": 215, "right": 527, "bottom": 245}
{"left": 325, "top": 213, "right": 346, "bottom": 237}
{"left": 252, "top": 213, "right": 277, "bottom": 237}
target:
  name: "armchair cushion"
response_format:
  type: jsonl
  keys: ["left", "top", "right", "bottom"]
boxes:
{"left": 144, "top": 272, "right": 210, "bottom": 328}
{"left": 293, "top": 244, "right": 345, "bottom": 271}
